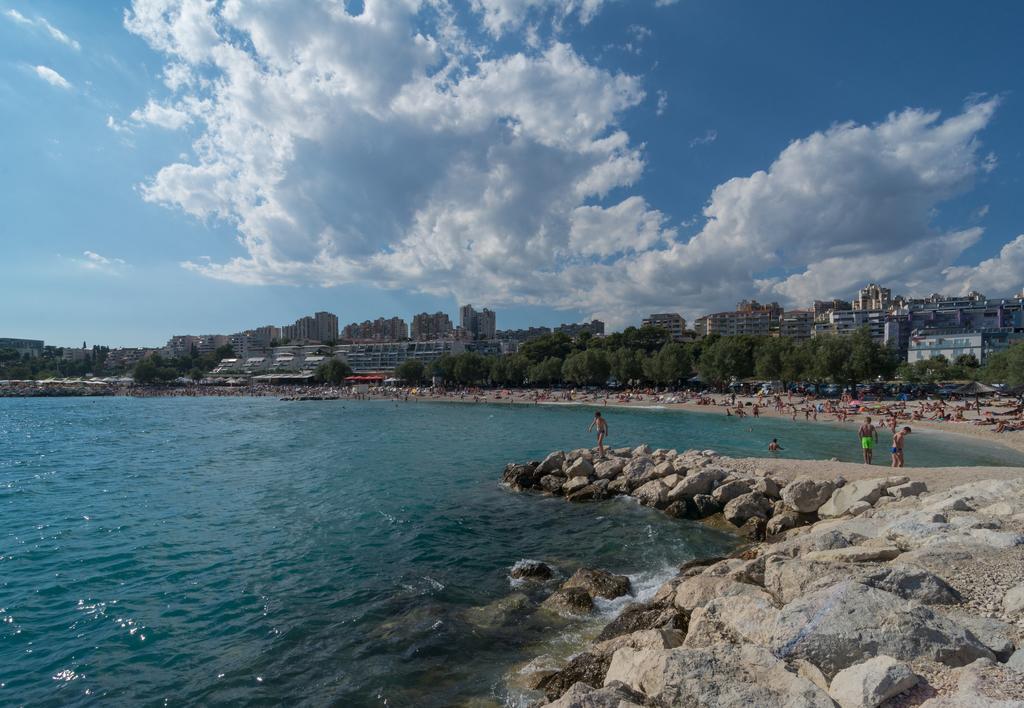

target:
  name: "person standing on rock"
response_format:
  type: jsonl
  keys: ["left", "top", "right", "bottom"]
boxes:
{"left": 891, "top": 426, "right": 911, "bottom": 468}
{"left": 858, "top": 416, "right": 879, "bottom": 464}
{"left": 587, "top": 411, "right": 609, "bottom": 458}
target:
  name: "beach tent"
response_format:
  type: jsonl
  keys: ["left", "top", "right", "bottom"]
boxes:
{"left": 952, "top": 381, "right": 999, "bottom": 396}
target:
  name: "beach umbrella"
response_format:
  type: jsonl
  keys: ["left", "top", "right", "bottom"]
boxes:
{"left": 951, "top": 381, "right": 999, "bottom": 396}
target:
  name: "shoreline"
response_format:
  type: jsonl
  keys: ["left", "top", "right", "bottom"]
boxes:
{"left": 498, "top": 446, "right": 1024, "bottom": 706}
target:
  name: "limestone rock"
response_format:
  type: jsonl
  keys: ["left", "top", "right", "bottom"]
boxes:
{"left": 542, "top": 587, "right": 595, "bottom": 615}
{"left": 631, "top": 480, "right": 669, "bottom": 508}
{"left": 1006, "top": 648, "right": 1024, "bottom": 673}
{"left": 674, "top": 575, "right": 774, "bottom": 611}
{"left": 685, "top": 494, "right": 720, "bottom": 519}
{"left": 510, "top": 559, "right": 553, "bottom": 581}
{"left": 544, "top": 680, "right": 647, "bottom": 708}
{"left": 537, "top": 450, "right": 566, "bottom": 474}
{"left": 781, "top": 477, "right": 837, "bottom": 514}
{"left": 946, "top": 613, "right": 1016, "bottom": 662}
{"left": 738, "top": 516, "right": 767, "bottom": 541}
{"left": 464, "top": 592, "right": 532, "bottom": 628}
{"left": 501, "top": 462, "right": 541, "bottom": 490}
{"left": 889, "top": 480, "right": 928, "bottom": 499}
{"left": 711, "top": 478, "right": 754, "bottom": 505}
{"left": 1003, "top": 582, "right": 1024, "bottom": 616}
{"left": 818, "top": 478, "right": 890, "bottom": 519}
{"left": 666, "top": 469, "right": 728, "bottom": 501}
{"left": 603, "top": 643, "right": 834, "bottom": 707}
{"left": 827, "top": 655, "right": 918, "bottom": 708}
{"left": 859, "top": 565, "right": 962, "bottom": 605}
{"left": 803, "top": 545, "right": 902, "bottom": 563}
{"left": 754, "top": 476, "right": 782, "bottom": 499}
{"left": 594, "top": 599, "right": 688, "bottom": 642}
{"left": 607, "top": 477, "right": 631, "bottom": 495}
{"left": 722, "top": 491, "right": 773, "bottom": 526}
{"left": 683, "top": 593, "right": 782, "bottom": 648}
{"left": 567, "top": 481, "right": 611, "bottom": 503}
{"left": 768, "top": 581, "right": 994, "bottom": 678}
{"left": 541, "top": 474, "right": 566, "bottom": 494}
{"left": 563, "top": 476, "right": 592, "bottom": 495}
{"left": 767, "top": 510, "right": 817, "bottom": 537}
{"left": 593, "top": 628, "right": 684, "bottom": 659}
{"left": 566, "top": 457, "right": 595, "bottom": 478}
{"left": 593, "top": 458, "right": 625, "bottom": 480}
{"left": 562, "top": 567, "right": 631, "bottom": 600}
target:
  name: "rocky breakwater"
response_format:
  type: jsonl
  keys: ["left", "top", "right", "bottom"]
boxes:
{"left": 500, "top": 447, "right": 1024, "bottom": 707}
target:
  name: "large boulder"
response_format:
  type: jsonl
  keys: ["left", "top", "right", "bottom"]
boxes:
{"left": 685, "top": 494, "right": 720, "bottom": 519}
{"left": 754, "top": 476, "right": 783, "bottom": 499}
{"left": 888, "top": 480, "right": 928, "bottom": 499}
{"left": 711, "top": 478, "right": 755, "bottom": 505}
{"left": 666, "top": 469, "right": 727, "bottom": 501}
{"left": 683, "top": 593, "right": 782, "bottom": 648}
{"left": 542, "top": 587, "right": 595, "bottom": 615}
{"left": 594, "top": 628, "right": 685, "bottom": 660}
{"left": 827, "top": 655, "right": 918, "bottom": 708}
{"left": 464, "top": 592, "right": 532, "bottom": 628}
{"left": 540, "top": 475, "right": 566, "bottom": 494}
{"left": 539, "top": 652, "right": 613, "bottom": 702}
{"left": 631, "top": 480, "right": 670, "bottom": 508}
{"left": 768, "top": 581, "right": 994, "bottom": 678}
{"left": 562, "top": 476, "right": 592, "bottom": 495}
{"left": 621, "top": 457, "right": 657, "bottom": 490}
{"left": 593, "top": 458, "right": 625, "bottom": 480}
{"left": 818, "top": 478, "right": 891, "bottom": 518}
{"left": 566, "top": 457, "right": 596, "bottom": 478}
{"left": 946, "top": 613, "right": 1016, "bottom": 662}
{"left": 1003, "top": 582, "right": 1024, "bottom": 616}
{"left": 858, "top": 564, "right": 962, "bottom": 605}
{"left": 537, "top": 450, "right": 566, "bottom": 474}
{"left": 603, "top": 643, "right": 834, "bottom": 707}
{"left": 567, "top": 480, "right": 611, "bottom": 503}
{"left": 781, "top": 477, "right": 837, "bottom": 514}
{"left": 562, "top": 567, "right": 632, "bottom": 600}
{"left": 595, "top": 599, "right": 688, "bottom": 642}
{"left": 674, "top": 576, "right": 774, "bottom": 611}
{"left": 545, "top": 680, "right": 648, "bottom": 708}
{"left": 501, "top": 462, "right": 541, "bottom": 490}
{"left": 722, "top": 492, "right": 773, "bottom": 526}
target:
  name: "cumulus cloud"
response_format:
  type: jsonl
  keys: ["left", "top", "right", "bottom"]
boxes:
{"left": 5, "top": 10, "right": 80, "bottom": 49}
{"left": 34, "top": 65, "right": 71, "bottom": 89}
{"left": 121, "top": 0, "right": 1019, "bottom": 329}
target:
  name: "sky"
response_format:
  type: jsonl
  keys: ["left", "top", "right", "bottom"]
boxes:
{"left": 3, "top": 0, "right": 1024, "bottom": 348}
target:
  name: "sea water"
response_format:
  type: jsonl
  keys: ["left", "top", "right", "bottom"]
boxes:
{"left": 2, "top": 397, "right": 1022, "bottom": 706}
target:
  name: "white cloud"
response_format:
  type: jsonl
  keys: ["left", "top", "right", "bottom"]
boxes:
{"left": 689, "top": 128, "right": 716, "bottom": 147}
{"left": 77, "top": 251, "right": 130, "bottom": 273}
{"left": 130, "top": 99, "right": 192, "bottom": 129}
{"left": 656, "top": 89, "right": 668, "bottom": 116}
{"left": 5, "top": 10, "right": 80, "bottom": 49}
{"left": 121, "top": 1, "right": 1019, "bottom": 329}
{"left": 471, "top": 0, "right": 607, "bottom": 37}
{"left": 34, "top": 65, "right": 71, "bottom": 89}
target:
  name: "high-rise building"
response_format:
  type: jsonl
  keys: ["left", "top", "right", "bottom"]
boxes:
{"left": 642, "top": 313, "right": 687, "bottom": 341}
{"left": 555, "top": 320, "right": 605, "bottom": 337}
{"left": 411, "top": 312, "right": 454, "bottom": 340}
{"left": 778, "top": 310, "right": 814, "bottom": 341}
{"left": 342, "top": 317, "right": 409, "bottom": 341}
{"left": 459, "top": 305, "right": 497, "bottom": 340}
{"left": 314, "top": 311, "right": 339, "bottom": 343}
{"left": 853, "top": 283, "right": 892, "bottom": 311}
{"left": 280, "top": 312, "right": 338, "bottom": 343}
{"left": 813, "top": 299, "right": 852, "bottom": 317}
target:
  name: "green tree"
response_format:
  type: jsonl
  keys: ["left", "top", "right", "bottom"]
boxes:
{"left": 431, "top": 354, "right": 458, "bottom": 383}
{"left": 315, "top": 358, "right": 354, "bottom": 384}
{"left": 609, "top": 347, "right": 645, "bottom": 385}
{"left": 528, "top": 356, "right": 563, "bottom": 385}
{"left": 980, "top": 342, "right": 1024, "bottom": 386}
{"left": 132, "top": 355, "right": 178, "bottom": 383}
{"left": 453, "top": 352, "right": 490, "bottom": 385}
{"left": 697, "top": 336, "right": 757, "bottom": 387}
{"left": 189, "top": 367, "right": 205, "bottom": 382}
{"left": 395, "top": 359, "right": 426, "bottom": 384}
{"left": 562, "top": 349, "right": 611, "bottom": 386}
{"left": 518, "top": 333, "right": 574, "bottom": 364}
{"left": 643, "top": 343, "right": 692, "bottom": 386}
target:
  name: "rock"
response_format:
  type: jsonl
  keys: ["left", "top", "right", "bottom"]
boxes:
{"left": 768, "top": 581, "right": 994, "bottom": 678}
{"left": 593, "top": 458, "right": 625, "bottom": 480}
{"left": 946, "top": 613, "right": 1016, "bottom": 662}
{"left": 621, "top": 457, "right": 657, "bottom": 490}
{"left": 562, "top": 567, "right": 632, "bottom": 600}
{"left": 563, "top": 476, "right": 592, "bottom": 495}
{"left": 544, "top": 680, "right": 648, "bottom": 708}
{"left": 764, "top": 556, "right": 848, "bottom": 605}
{"left": 722, "top": 491, "right": 773, "bottom": 526}
{"left": 464, "top": 592, "right": 532, "bottom": 628}
{"left": 603, "top": 643, "right": 834, "bottom": 707}
{"left": 537, "top": 450, "right": 566, "bottom": 474}
{"left": 674, "top": 576, "right": 774, "bottom": 611}
{"left": 607, "top": 477, "right": 631, "bottom": 495}
{"left": 846, "top": 501, "right": 872, "bottom": 517}
{"left": 510, "top": 559, "right": 553, "bottom": 581}
{"left": 662, "top": 501, "right": 687, "bottom": 518}
{"left": 540, "top": 474, "right": 565, "bottom": 494}
{"left": 566, "top": 448, "right": 593, "bottom": 463}
{"left": 1007, "top": 648, "right": 1024, "bottom": 673}
{"left": 1003, "top": 583, "right": 1024, "bottom": 616}
{"left": 540, "top": 652, "right": 613, "bottom": 702}
{"left": 978, "top": 501, "right": 1016, "bottom": 517}
{"left": 595, "top": 599, "right": 688, "bottom": 642}
{"left": 678, "top": 556, "right": 727, "bottom": 574}
{"left": 803, "top": 545, "right": 902, "bottom": 563}
{"left": 819, "top": 478, "right": 892, "bottom": 518}
{"left": 685, "top": 494, "right": 720, "bottom": 519}
{"left": 827, "top": 655, "right": 918, "bottom": 708}
{"left": 683, "top": 593, "right": 782, "bottom": 648}
{"left": 738, "top": 516, "right": 767, "bottom": 541}
{"left": 666, "top": 469, "right": 727, "bottom": 501}
{"left": 631, "top": 480, "right": 669, "bottom": 508}
{"left": 859, "top": 565, "right": 962, "bottom": 605}
{"left": 541, "top": 587, "right": 595, "bottom": 615}
{"left": 889, "top": 480, "right": 928, "bottom": 499}
{"left": 711, "top": 478, "right": 754, "bottom": 505}
{"left": 632, "top": 444, "right": 652, "bottom": 457}
{"left": 767, "top": 510, "right": 817, "bottom": 537}
{"left": 567, "top": 481, "right": 611, "bottom": 503}
{"left": 886, "top": 475, "right": 911, "bottom": 487}
{"left": 594, "top": 628, "right": 685, "bottom": 659}
{"left": 781, "top": 477, "right": 837, "bottom": 514}
{"left": 501, "top": 463, "right": 542, "bottom": 490}
{"left": 754, "top": 476, "right": 782, "bottom": 499}
{"left": 566, "top": 457, "right": 595, "bottom": 478}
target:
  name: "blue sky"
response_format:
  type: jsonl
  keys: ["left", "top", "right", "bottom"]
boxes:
{"left": 3, "top": 0, "right": 1023, "bottom": 347}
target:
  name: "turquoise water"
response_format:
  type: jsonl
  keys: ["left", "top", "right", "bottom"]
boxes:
{"left": 2, "top": 398, "right": 1022, "bottom": 706}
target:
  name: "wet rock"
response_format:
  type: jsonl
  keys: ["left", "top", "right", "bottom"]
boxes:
{"left": 545, "top": 680, "right": 649, "bottom": 708}
{"left": 541, "top": 587, "right": 595, "bottom": 615}
{"left": 594, "top": 599, "right": 688, "bottom": 642}
{"left": 562, "top": 476, "right": 592, "bottom": 495}
{"left": 510, "top": 559, "right": 553, "bottom": 581}
{"left": 631, "top": 480, "right": 669, "bottom": 508}
{"left": 540, "top": 474, "right": 566, "bottom": 494}
{"left": 464, "top": 592, "right": 533, "bottom": 628}
{"left": 540, "top": 652, "right": 613, "bottom": 701}
{"left": 685, "top": 494, "right": 720, "bottom": 519}
{"left": 562, "top": 567, "right": 631, "bottom": 600}
{"left": 607, "top": 477, "right": 631, "bottom": 496}
{"left": 501, "top": 463, "right": 542, "bottom": 490}
{"left": 738, "top": 516, "right": 767, "bottom": 541}
{"left": 662, "top": 501, "right": 687, "bottom": 518}
{"left": 567, "top": 481, "right": 610, "bottom": 503}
